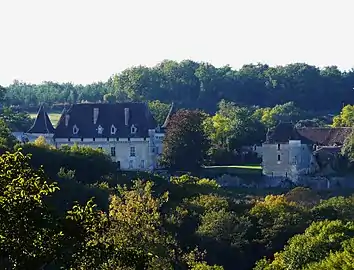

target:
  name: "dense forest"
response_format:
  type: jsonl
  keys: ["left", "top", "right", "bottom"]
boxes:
{"left": 1, "top": 121, "right": 354, "bottom": 269}
{"left": 3, "top": 61, "right": 354, "bottom": 113}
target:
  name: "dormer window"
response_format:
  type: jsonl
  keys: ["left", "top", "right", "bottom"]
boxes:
{"left": 97, "top": 125, "right": 104, "bottom": 135}
{"left": 73, "top": 124, "right": 79, "bottom": 135}
{"left": 131, "top": 124, "right": 137, "bottom": 134}
{"left": 111, "top": 124, "right": 117, "bottom": 135}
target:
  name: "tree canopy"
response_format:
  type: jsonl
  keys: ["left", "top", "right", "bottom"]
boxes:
{"left": 4, "top": 62, "right": 354, "bottom": 114}
{"left": 161, "top": 109, "right": 210, "bottom": 171}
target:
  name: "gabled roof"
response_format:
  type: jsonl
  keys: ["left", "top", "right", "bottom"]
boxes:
{"left": 297, "top": 127, "right": 352, "bottom": 146}
{"left": 27, "top": 104, "right": 55, "bottom": 134}
{"left": 266, "top": 122, "right": 352, "bottom": 146}
{"left": 54, "top": 102, "right": 157, "bottom": 138}
{"left": 161, "top": 102, "right": 176, "bottom": 129}
{"left": 266, "top": 122, "right": 301, "bottom": 143}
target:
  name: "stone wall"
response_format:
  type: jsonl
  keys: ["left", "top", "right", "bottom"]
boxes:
{"left": 216, "top": 174, "right": 354, "bottom": 190}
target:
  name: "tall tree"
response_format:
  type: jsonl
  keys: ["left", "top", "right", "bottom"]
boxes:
{"left": 161, "top": 109, "right": 210, "bottom": 171}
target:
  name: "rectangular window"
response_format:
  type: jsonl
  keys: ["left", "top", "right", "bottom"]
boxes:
{"left": 277, "top": 154, "right": 281, "bottom": 161}
{"left": 129, "top": 160, "right": 133, "bottom": 169}
{"left": 141, "top": 160, "right": 145, "bottom": 168}
{"left": 111, "top": 147, "right": 116, "bottom": 157}
{"left": 277, "top": 144, "right": 281, "bottom": 150}
{"left": 130, "top": 146, "right": 136, "bottom": 157}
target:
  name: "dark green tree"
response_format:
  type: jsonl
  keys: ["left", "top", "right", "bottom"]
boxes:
{"left": 148, "top": 100, "right": 170, "bottom": 126}
{"left": 161, "top": 110, "right": 210, "bottom": 171}
{"left": 0, "top": 119, "right": 17, "bottom": 150}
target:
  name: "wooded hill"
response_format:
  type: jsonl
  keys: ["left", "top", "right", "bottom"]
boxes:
{"left": 2, "top": 61, "right": 354, "bottom": 113}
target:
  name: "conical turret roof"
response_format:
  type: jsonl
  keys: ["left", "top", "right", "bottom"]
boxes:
{"left": 27, "top": 104, "right": 55, "bottom": 134}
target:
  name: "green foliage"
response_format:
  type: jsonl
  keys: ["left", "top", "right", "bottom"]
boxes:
{"left": 161, "top": 110, "right": 211, "bottom": 171}
{"left": 33, "top": 135, "right": 52, "bottom": 148}
{"left": 0, "top": 119, "right": 17, "bottom": 150}
{"left": 0, "top": 106, "right": 33, "bottom": 131}
{"left": 311, "top": 196, "right": 354, "bottom": 222}
{"left": 57, "top": 167, "right": 76, "bottom": 180}
{"left": 306, "top": 237, "right": 354, "bottom": 269}
{"left": 4, "top": 140, "right": 354, "bottom": 269}
{"left": 342, "top": 130, "right": 354, "bottom": 163}
{"left": 103, "top": 92, "right": 116, "bottom": 103}
{"left": 0, "top": 149, "right": 226, "bottom": 269}
{"left": 107, "top": 180, "right": 175, "bottom": 269}
{"left": 332, "top": 104, "right": 354, "bottom": 127}
{"left": 217, "top": 100, "right": 266, "bottom": 149}
{"left": 6, "top": 62, "right": 352, "bottom": 115}
{"left": 15, "top": 143, "right": 116, "bottom": 184}
{"left": 148, "top": 100, "right": 171, "bottom": 126}
{"left": 204, "top": 112, "right": 233, "bottom": 149}
{"left": 285, "top": 187, "right": 321, "bottom": 208}
{"left": 295, "top": 118, "right": 326, "bottom": 128}
{"left": 197, "top": 210, "right": 252, "bottom": 249}
{"left": 250, "top": 195, "right": 310, "bottom": 253}
{"left": 190, "top": 262, "right": 224, "bottom": 270}
{"left": 170, "top": 175, "right": 220, "bottom": 193}
{"left": 0, "top": 150, "right": 60, "bottom": 268}
{"left": 256, "top": 220, "right": 354, "bottom": 270}
{"left": 253, "top": 102, "right": 303, "bottom": 129}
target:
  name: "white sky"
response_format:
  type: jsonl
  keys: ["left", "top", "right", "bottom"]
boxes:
{"left": 0, "top": 0, "right": 353, "bottom": 86}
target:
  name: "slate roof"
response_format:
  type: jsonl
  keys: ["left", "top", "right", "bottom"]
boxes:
{"left": 265, "top": 122, "right": 302, "bottom": 143}
{"left": 54, "top": 102, "right": 157, "bottom": 138}
{"left": 297, "top": 127, "right": 352, "bottom": 146}
{"left": 27, "top": 104, "right": 55, "bottom": 134}
{"left": 313, "top": 146, "right": 342, "bottom": 155}
{"left": 266, "top": 122, "right": 352, "bottom": 146}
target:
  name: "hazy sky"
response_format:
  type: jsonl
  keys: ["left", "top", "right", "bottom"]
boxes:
{"left": 1, "top": 0, "right": 353, "bottom": 86}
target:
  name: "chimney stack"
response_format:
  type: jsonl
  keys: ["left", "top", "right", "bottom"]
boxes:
{"left": 124, "top": 108, "right": 129, "bottom": 126}
{"left": 93, "top": 108, "right": 99, "bottom": 124}
{"left": 65, "top": 114, "right": 70, "bottom": 127}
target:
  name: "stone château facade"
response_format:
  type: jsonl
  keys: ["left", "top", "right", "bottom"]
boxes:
{"left": 25, "top": 102, "right": 175, "bottom": 171}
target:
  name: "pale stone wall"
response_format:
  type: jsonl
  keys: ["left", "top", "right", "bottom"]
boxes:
{"left": 154, "top": 133, "right": 165, "bottom": 155}
{"left": 54, "top": 138, "right": 154, "bottom": 171}
{"left": 262, "top": 143, "right": 291, "bottom": 177}
{"left": 261, "top": 142, "right": 315, "bottom": 179}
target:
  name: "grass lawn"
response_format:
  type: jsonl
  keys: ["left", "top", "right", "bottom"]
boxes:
{"left": 203, "top": 165, "right": 262, "bottom": 170}
{"left": 202, "top": 164, "right": 262, "bottom": 178}
{"left": 29, "top": 112, "right": 62, "bottom": 127}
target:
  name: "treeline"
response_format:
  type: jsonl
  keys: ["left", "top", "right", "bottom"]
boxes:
{"left": 3, "top": 61, "right": 354, "bottom": 113}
